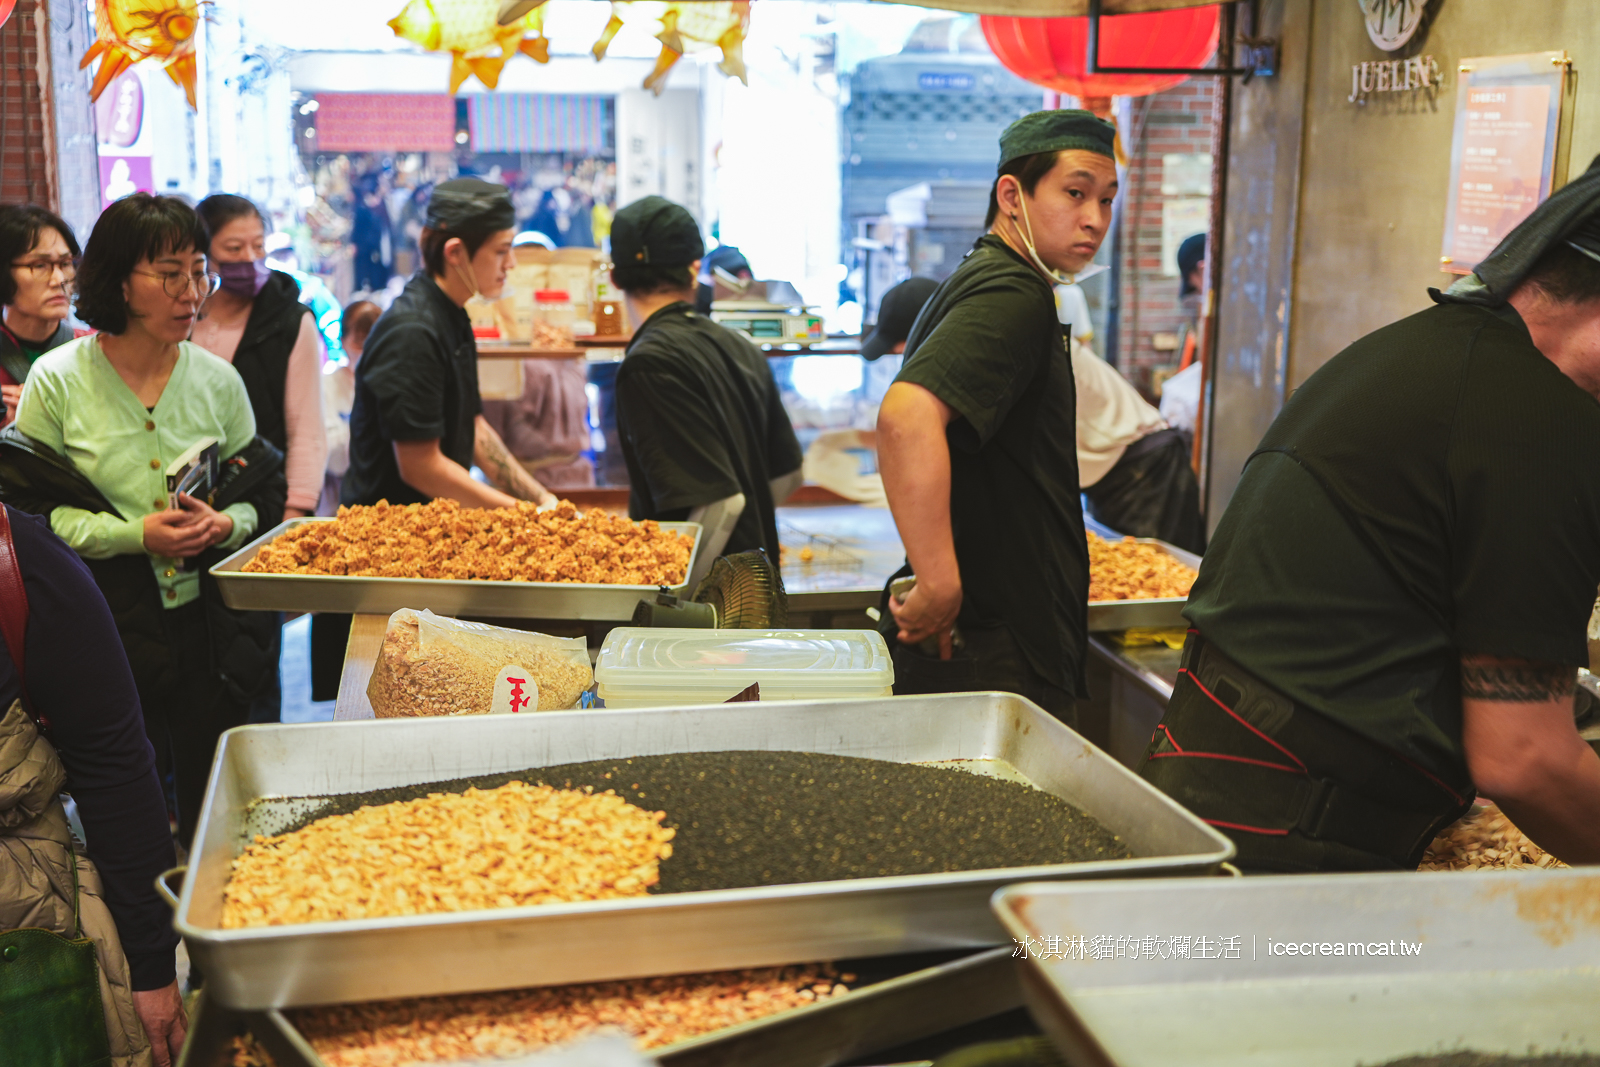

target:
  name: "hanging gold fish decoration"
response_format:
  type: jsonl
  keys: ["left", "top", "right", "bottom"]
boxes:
{"left": 80, "top": 0, "right": 203, "bottom": 110}
{"left": 592, "top": 2, "right": 750, "bottom": 96}
{"left": 388, "top": 0, "right": 551, "bottom": 94}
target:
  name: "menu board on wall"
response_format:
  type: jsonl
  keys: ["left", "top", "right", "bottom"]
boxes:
{"left": 1440, "top": 53, "right": 1569, "bottom": 274}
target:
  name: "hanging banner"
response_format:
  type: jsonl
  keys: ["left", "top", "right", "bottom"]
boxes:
{"left": 468, "top": 94, "right": 609, "bottom": 153}
{"left": 314, "top": 94, "right": 458, "bottom": 153}
{"left": 1440, "top": 52, "right": 1570, "bottom": 274}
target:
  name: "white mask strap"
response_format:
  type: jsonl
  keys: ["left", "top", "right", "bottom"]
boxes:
{"left": 1015, "top": 193, "right": 1072, "bottom": 286}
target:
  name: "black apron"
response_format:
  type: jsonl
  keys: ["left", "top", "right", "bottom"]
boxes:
{"left": 1137, "top": 631, "right": 1473, "bottom": 872}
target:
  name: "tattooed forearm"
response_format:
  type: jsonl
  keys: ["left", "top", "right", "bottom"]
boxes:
{"left": 474, "top": 419, "right": 553, "bottom": 503}
{"left": 1460, "top": 656, "right": 1576, "bottom": 702}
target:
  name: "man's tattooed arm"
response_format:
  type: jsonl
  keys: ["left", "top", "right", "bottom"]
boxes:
{"left": 1460, "top": 654, "right": 1576, "bottom": 703}
{"left": 473, "top": 416, "right": 557, "bottom": 506}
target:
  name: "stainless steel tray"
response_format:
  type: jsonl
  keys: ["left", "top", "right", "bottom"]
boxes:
{"left": 1086, "top": 539, "right": 1199, "bottom": 633}
{"left": 993, "top": 870, "right": 1600, "bottom": 1067}
{"left": 247, "top": 947, "right": 1020, "bottom": 1067}
{"left": 175, "top": 693, "right": 1233, "bottom": 1009}
{"left": 208, "top": 518, "right": 702, "bottom": 620}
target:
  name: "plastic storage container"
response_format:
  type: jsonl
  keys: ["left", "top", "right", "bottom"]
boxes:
{"left": 595, "top": 628, "right": 894, "bottom": 707}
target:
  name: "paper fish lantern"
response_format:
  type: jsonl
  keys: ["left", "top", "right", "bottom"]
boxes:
{"left": 80, "top": 0, "right": 202, "bottom": 110}
{"left": 592, "top": 2, "right": 750, "bottom": 95}
{"left": 388, "top": 0, "right": 551, "bottom": 94}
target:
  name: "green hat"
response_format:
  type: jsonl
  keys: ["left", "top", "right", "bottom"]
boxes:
{"left": 998, "top": 109, "right": 1116, "bottom": 171}
{"left": 425, "top": 177, "right": 515, "bottom": 234}
{"left": 611, "top": 195, "right": 705, "bottom": 266}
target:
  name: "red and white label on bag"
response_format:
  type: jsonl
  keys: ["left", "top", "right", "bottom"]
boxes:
{"left": 491, "top": 665, "right": 538, "bottom": 714}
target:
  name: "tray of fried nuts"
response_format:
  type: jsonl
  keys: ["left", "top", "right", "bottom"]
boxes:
{"left": 171, "top": 692, "right": 1231, "bottom": 1010}
{"left": 241, "top": 947, "right": 1019, "bottom": 1067}
{"left": 209, "top": 504, "right": 702, "bottom": 621}
{"left": 1085, "top": 532, "right": 1201, "bottom": 632}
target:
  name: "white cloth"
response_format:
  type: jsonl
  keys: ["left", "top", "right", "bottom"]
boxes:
{"left": 1055, "top": 283, "right": 1094, "bottom": 344}
{"left": 1071, "top": 339, "right": 1167, "bottom": 487}
{"left": 1159, "top": 360, "right": 1202, "bottom": 435}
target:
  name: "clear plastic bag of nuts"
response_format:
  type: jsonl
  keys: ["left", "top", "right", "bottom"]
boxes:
{"left": 367, "top": 608, "right": 593, "bottom": 717}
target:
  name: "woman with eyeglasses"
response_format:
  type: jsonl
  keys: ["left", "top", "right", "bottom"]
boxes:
{"left": 0, "top": 193, "right": 286, "bottom": 854}
{"left": 193, "top": 194, "right": 328, "bottom": 726}
{"left": 0, "top": 205, "right": 80, "bottom": 426}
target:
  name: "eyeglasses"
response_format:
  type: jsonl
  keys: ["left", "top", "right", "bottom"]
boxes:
{"left": 9, "top": 257, "right": 78, "bottom": 285}
{"left": 132, "top": 268, "right": 222, "bottom": 300}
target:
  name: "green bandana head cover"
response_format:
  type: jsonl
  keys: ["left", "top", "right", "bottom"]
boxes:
{"left": 425, "top": 177, "right": 516, "bottom": 235}
{"left": 997, "top": 109, "right": 1116, "bottom": 171}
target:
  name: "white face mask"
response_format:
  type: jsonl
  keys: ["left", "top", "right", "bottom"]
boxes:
{"left": 1012, "top": 190, "right": 1108, "bottom": 287}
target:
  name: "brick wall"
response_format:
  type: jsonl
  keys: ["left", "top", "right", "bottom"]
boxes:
{"left": 1117, "top": 78, "right": 1219, "bottom": 395}
{"left": 0, "top": 0, "right": 57, "bottom": 208}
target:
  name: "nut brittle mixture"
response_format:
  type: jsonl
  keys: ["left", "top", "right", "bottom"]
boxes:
{"left": 1087, "top": 531, "right": 1198, "bottom": 602}
{"left": 221, "top": 782, "right": 675, "bottom": 928}
{"left": 1418, "top": 802, "right": 1567, "bottom": 872}
{"left": 292, "top": 965, "right": 855, "bottom": 1066}
{"left": 242, "top": 499, "right": 692, "bottom": 585}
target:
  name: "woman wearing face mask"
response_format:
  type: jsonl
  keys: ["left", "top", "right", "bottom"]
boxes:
{"left": 0, "top": 205, "right": 81, "bottom": 426}
{"left": 0, "top": 193, "right": 286, "bottom": 853}
{"left": 192, "top": 196, "right": 327, "bottom": 725}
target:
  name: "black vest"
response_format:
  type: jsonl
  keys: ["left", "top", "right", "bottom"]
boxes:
{"left": 230, "top": 270, "right": 310, "bottom": 451}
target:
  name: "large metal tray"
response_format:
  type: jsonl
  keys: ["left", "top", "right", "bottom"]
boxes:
{"left": 174, "top": 693, "right": 1233, "bottom": 1009}
{"left": 246, "top": 947, "right": 1020, "bottom": 1067}
{"left": 1086, "top": 538, "right": 1199, "bottom": 633}
{"left": 993, "top": 870, "right": 1600, "bottom": 1067}
{"left": 208, "top": 518, "right": 702, "bottom": 620}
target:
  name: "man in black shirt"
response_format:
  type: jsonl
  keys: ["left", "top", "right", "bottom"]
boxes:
{"left": 1141, "top": 160, "right": 1600, "bottom": 871}
{"left": 611, "top": 197, "right": 803, "bottom": 578}
{"left": 877, "top": 110, "right": 1119, "bottom": 720}
{"left": 343, "top": 178, "right": 555, "bottom": 510}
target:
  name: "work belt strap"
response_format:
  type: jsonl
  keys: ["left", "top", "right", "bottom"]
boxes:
{"left": 1143, "top": 632, "right": 1472, "bottom": 867}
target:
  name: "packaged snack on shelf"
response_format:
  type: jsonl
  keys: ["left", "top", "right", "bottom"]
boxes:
{"left": 367, "top": 608, "right": 592, "bottom": 717}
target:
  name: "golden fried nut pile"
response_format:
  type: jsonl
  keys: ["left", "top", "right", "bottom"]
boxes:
{"left": 242, "top": 499, "right": 692, "bottom": 585}
{"left": 1087, "top": 531, "right": 1197, "bottom": 602}
{"left": 293, "top": 966, "right": 855, "bottom": 1066}
{"left": 1418, "top": 802, "right": 1568, "bottom": 872}
{"left": 221, "top": 782, "right": 676, "bottom": 928}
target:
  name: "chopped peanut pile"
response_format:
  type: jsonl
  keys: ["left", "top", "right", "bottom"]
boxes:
{"left": 221, "top": 782, "right": 675, "bottom": 928}
{"left": 291, "top": 965, "right": 855, "bottom": 1066}
{"left": 243, "top": 499, "right": 692, "bottom": 586}
{"left": 1087, "top": 531, "right": 1197, "bottom": 602}
{"left": 1418, "top": 802, "right": 1568, "bottom": 872}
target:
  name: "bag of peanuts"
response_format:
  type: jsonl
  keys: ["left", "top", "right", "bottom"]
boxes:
{"left": 367, "top": 608, "right": 593, "bottom": 717}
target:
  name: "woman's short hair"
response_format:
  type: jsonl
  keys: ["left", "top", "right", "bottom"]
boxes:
{"left": 340, "top": 299, "right": 382, "bottom": 345}
{"left": 196, "top": 193, "right": 265, "bottom": 254}
{"left": 0, "top": 204, "right": 80, "bottom": 306}
{"left": 75, "top": 194, "right": 208, "bottom": 335}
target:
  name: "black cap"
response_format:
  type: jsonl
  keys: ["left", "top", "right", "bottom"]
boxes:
{"left": 612, "top": 195, "right": 704, "bottom": 267}
{"left": 862, "top": 276, "right": 938, "bottom": 361}
{"left": 1177, "top": 233, "right": 1206, "bottom": 295}
{"left": 425, "top": 177, "right": 515, "bottom": 234}
{"left": 998, "top": 109, "right": 1116, "bottom": 171}
{"left": 704, "top": 244, "right": 751, "bottom": 277}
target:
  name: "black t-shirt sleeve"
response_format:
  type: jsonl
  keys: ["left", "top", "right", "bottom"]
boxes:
{"left": 0, "top": 507, "right": 177, "bottom": 989}
{"left": 1449, "top": 350, "right": 1600, "bottom": 666}
{"left": 360, "top": 322, "right": 452, "bottom": 442}
{"left": 895, "top": 281, "right": 1054, "bottom": 448}
{"left": 617, "top": 362, "right": 743, "bottom": 512}
{"left": 762, "top": 364, "right": 803, "bottom": 479}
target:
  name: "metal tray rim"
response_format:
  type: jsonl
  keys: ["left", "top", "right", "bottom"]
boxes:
{"left": 174, "top": 702, "right": 1234, "bottom": 943}
{"left": 174, "top": 698, "right": 1234, "bottom": 943}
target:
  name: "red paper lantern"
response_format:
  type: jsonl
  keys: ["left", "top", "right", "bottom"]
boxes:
{"left": 0, "top": 0, "right": 16, "bottom": 31}
{"left": 981, "top": 6, "right": 1221, "bottom": 99}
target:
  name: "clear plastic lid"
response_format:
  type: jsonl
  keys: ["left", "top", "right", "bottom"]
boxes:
{"left": 595, "top": 628, "right": 893, "bottom": 694}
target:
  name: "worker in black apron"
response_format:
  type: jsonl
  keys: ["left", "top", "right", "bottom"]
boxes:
{"left": 1140, "top": 158, "right": 1600, "bottom": 872}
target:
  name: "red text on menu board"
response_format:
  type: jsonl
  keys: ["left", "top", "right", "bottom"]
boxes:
{"left": 1452, "top": 84, "right": 1551, "bottom": 266}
